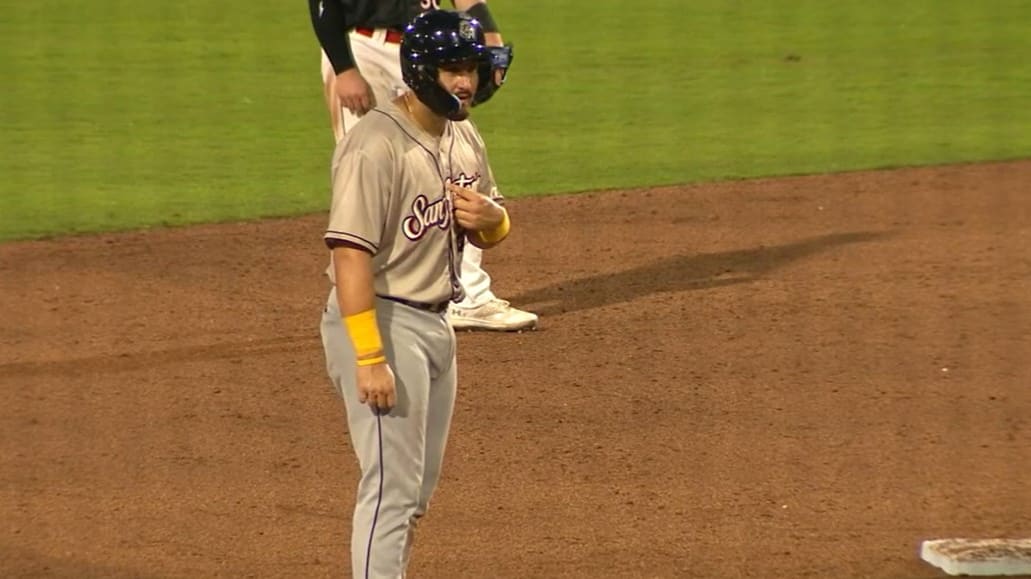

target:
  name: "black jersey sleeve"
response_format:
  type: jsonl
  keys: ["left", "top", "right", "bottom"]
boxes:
{"left": 308, "top": 0, "right": 356, "bottom": 73}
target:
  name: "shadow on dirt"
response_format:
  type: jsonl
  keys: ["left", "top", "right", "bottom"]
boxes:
{"left": 511, "top": 230, "right": 893, "bottom": 316}
{"left": 0, "top": 231, "right": 893, "bottom": 376}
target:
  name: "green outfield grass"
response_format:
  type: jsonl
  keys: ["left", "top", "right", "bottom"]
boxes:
{"left": 1, "top": 0, "right": 1029, "bottom": 241}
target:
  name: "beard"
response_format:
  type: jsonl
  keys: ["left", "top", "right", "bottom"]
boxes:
{"left": 447, "top": 107, "right": 471, "bottom": 121}
{"left": 446, "top": 93, "right": 473, "bottom": 121}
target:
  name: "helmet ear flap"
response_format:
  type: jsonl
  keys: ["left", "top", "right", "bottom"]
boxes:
{"left": 473, "top": 44, "right": 513, "bottom": 107}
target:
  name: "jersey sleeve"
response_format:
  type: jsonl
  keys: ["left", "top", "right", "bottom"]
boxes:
{"left": 325, "top": 143, "right": 394, "bottom": 253}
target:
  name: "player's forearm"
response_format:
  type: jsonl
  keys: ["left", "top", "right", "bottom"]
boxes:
{"left": 332, "top": 246, "right": 387, "bottom": 366}
{"left": 308, "top": 0, "right": 357, "bottom": 73}
{"left": 332, "top": 246, "right": 375, "bottom": 316}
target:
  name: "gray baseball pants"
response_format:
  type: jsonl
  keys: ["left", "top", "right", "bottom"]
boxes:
{"left": 321, "top": 290, "right": 457, "bottom": 579}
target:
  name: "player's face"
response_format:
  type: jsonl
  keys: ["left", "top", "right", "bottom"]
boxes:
{"left": 438, "top": 60, "right": 479, "bottom": 120}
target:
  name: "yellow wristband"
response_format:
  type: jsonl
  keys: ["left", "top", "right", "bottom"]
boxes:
{"left": 356, "top": 354, "right": 386, "bottom": 367}
{"left": 343, "top": 309, "right": 385, "bottom": 363}
{"left": 475, "top": 210, "right": 511, "bottom": 245}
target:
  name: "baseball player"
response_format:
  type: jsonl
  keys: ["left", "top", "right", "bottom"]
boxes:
{"left": 318, "top": 11, "right": 516, "bottom": 578}
{"left": 308, "top": 0, "right": 538, "bottom": 332}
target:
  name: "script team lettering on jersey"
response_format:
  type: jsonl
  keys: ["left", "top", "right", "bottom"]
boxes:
{"left": 401, "top": 173, "right": 482, "bottom": 241}
{"left": 403, "top": 195, "right": 452, "bottom": 240}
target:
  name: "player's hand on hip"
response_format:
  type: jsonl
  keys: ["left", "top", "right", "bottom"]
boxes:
{"left": 356, "top": 362, "right": 396, "bottom": 412}
{"left": 449, "top": 183, "right": 504, "bottom": 231}
{"left": 335, "top": 68, "right": 375, "bottom": 117}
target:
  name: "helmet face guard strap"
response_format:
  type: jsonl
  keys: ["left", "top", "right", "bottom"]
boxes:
{"left": 401, "top": 11, "right": 495, "bottom": 120}
{"left": 411, "top": 63, "right": 463, "bottom": 119}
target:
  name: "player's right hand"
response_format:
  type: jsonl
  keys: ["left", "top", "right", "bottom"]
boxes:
{"left": 335, "top": 68, "right": 375, "bottom": 117}
{"left": 449, "top": 183, "right": 505, "bottom": 231}
{"left": 356, "top": 362, "right": 396, "bottom": 412}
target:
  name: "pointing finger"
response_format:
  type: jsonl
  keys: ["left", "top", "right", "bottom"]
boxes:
{"left": 451, "top": 194, "right": 474, "bottom": 210}
{"left": 447, "top": 183, "right": 474, "bottom": 197}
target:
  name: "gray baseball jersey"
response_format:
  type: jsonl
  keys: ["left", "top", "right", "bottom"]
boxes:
{"left": 324, "top": 100, "right": 501, "bottom": 305}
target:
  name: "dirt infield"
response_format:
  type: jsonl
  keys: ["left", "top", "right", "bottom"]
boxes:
{"left": 2, "top": 160, "right": 1029, "bottom": 578}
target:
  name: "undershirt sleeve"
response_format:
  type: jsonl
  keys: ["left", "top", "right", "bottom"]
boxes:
{"left": 308, "top": 0, "right": 356, "bottom": 73}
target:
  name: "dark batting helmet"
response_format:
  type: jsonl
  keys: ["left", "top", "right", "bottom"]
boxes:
{"left": 400, "top": 10, "right": 507, "bottom": 120}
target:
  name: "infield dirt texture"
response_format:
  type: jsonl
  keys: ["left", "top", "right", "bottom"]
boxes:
{"left": 2, "top": 160, "right": 1029, "bottom": 578}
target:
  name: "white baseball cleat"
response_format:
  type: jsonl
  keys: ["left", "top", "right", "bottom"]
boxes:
{"left": 448, "top": 298, "right": 538, "bottom": 331}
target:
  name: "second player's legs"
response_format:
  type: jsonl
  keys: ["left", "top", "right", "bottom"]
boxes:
{"left": 320, "top": 50, "right": 345, "bottom": 143}
{"left": 449, "top": 245, "right": 539, "bottom": 331}
{"left": 453, "top": 245, "right": 493, "bottom": 308}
